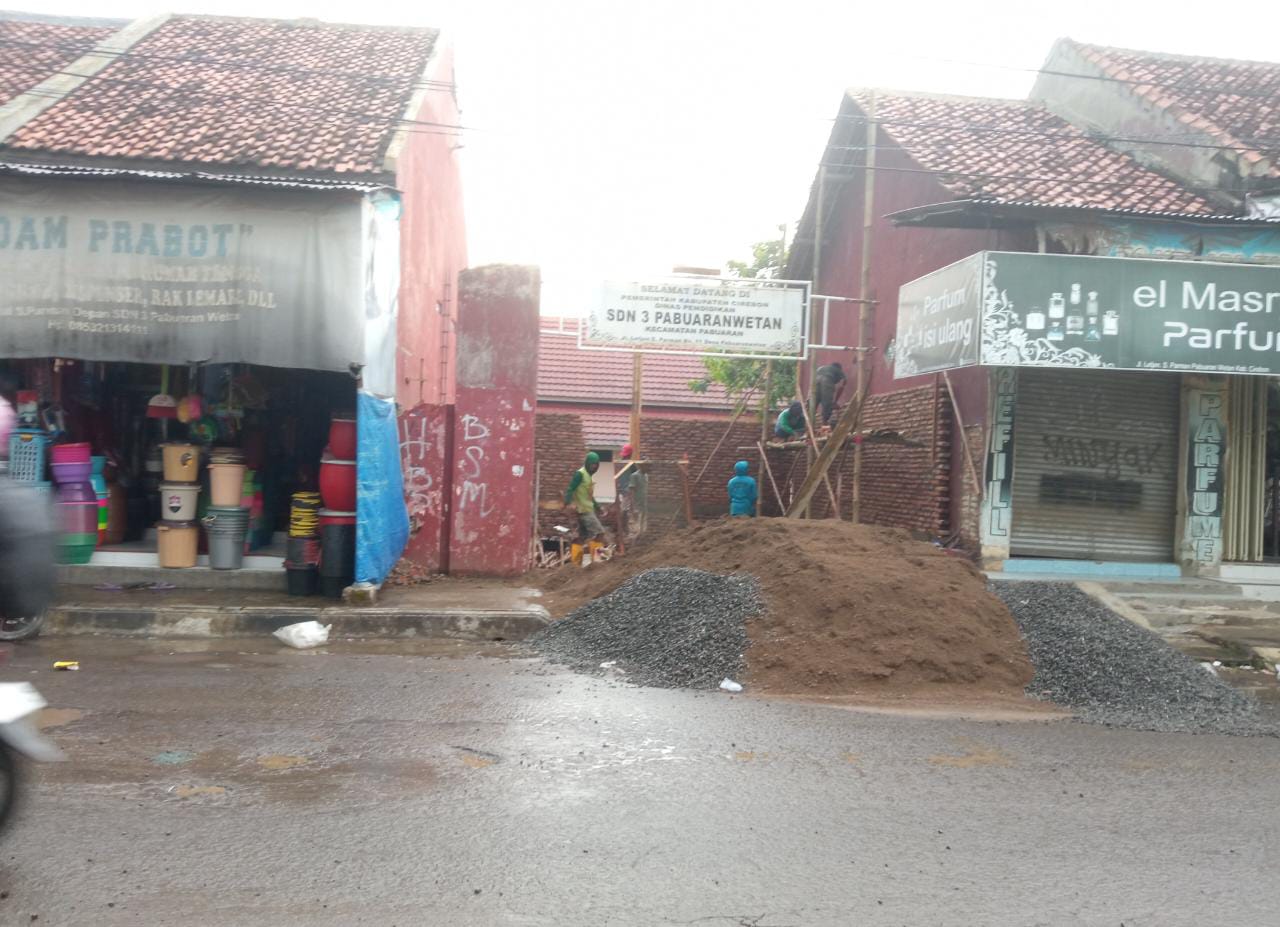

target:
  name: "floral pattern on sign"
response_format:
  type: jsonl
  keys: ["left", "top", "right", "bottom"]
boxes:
{"left": 979, "top": 257, "right": 1111, "bottom": 369}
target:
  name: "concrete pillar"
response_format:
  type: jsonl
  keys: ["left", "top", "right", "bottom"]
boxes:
{"left": 980, "top": 367, "right": 1015, "bottom": 570}
{"left": 448, "top": 265, "right": 540, "bottom": 576}
{"left": 1176, "top": 374, "right": 1227, "bottom": 575}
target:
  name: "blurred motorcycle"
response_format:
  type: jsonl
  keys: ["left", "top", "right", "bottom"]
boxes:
{"left": 0, "top": 681, "right": 65, "bottom": 829}
{"left": 0, "top": 398, "right": 55, "bottom": 640}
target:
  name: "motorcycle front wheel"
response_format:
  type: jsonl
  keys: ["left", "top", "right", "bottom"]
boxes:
{"left": 0, "top": 610, "right": 45, "bottom": 641}
{"left": 0, "top": 742, "right": 16, "bottom": 831}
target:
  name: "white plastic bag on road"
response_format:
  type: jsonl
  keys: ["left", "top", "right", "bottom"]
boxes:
{"left": 719, "top": 678, "right": 743, "bottom": 693}
{"left": 273, "top": 621, "right": 331, "bottom": 649}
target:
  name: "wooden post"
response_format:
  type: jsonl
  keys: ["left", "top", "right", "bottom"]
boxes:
{"left": 630, "top": 352, "right": 643, "bottom": 456}
{"left": 756, "top": 442, "right": 785, "bottom": 515}
{"left": 943, "top": 370, "right": 982, "bottom": 497}
{"left": 794, "top": 387, "right": 840, "bottom": 516}
{"left": 786, "top": 390, "right": 864, "bottom": 518}
{"left": 852, "top": 90, "right": 876, "bottom": 524}
{"left": 678, "top": 457, "right": 693, "bottom": 526}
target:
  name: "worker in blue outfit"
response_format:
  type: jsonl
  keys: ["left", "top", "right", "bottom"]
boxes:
{"left": 727, "top": 460, "right": 758, "bottom": 517}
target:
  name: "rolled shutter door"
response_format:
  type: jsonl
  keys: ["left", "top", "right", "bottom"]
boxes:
{"left": 1011, "top": 369, "right": 1179, "bottom": 561}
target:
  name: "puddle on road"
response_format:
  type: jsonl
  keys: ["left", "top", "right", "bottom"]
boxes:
{"left": 257, "top": 754, "right": 309, "bottom": 770}
{"left": 927, "top": 739, "right": 1014, "bottom": 768}
{"left": 36, "top": 708, "right": 84, "bottom": 729}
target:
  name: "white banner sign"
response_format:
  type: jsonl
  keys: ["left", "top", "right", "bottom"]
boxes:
{"left": 0, "top": 178, "right": 365, "bottom": 372}
{"left": 583, "top": 277, "right": 808, "bottom": 356}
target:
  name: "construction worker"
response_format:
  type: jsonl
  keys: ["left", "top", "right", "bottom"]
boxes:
{"left": 812, "top": 361, "right": 847, "bottom": 426}
{"left": 775, "top": 401, "right": 805, "bottom": 440}
{"left": 727, "top": 460, "right": 758, "bottom": 517}
{"left": 564, "top": 451, "right": 609, "bottom": 547}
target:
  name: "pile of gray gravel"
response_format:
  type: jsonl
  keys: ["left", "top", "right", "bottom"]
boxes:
{"left": 994, "top": 581, "right": 1274, "bottom": 736}
{"left": 532, "top": 567, "right": 760, "bottom": 689}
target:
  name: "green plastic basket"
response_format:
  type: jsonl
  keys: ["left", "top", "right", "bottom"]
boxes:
{"left": 57, "top": 532, "right": 97, "bottom": 565}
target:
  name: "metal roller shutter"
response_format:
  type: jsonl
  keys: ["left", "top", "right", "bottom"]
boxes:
{"left": 1011, "top": 369, "right": 1179, "bottom": 561}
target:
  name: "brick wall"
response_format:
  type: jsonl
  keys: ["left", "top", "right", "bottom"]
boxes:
{"left": 535, "top": 386, "right": 952, "bottom": 538}
{"left": 535, "top": 412, "right": 587, "bottom": 537}
{"left": 954, "top": 423, "right": 985, "bottom": 551}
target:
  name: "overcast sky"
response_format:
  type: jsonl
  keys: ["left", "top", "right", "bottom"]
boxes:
{"left": 30, "top": 1, "right": 1280, "bottom": 312}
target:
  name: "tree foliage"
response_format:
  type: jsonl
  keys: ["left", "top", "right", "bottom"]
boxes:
{"left": 689, "top": 226, "right": 798, "bottom": 412}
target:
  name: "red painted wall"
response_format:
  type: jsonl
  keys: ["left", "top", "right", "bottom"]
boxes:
{"left": 809, "top": 125, "right": 1032, "bottom": 536}
{"left": 449, "top": 265, "right": 541, "bottom": 576}
{"left": 398, "top": 402, "right": 454, "bottom": 573}
{"left": 394, "top": 41, "right": 468, "bottom": 411}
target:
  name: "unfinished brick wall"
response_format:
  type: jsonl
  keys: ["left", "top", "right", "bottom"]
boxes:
{"left": 534, "top": 386, "right": 952, "bottom": 539}
{"left": 953, "top": 423, "right": 985, "bottom": 551}
{"left": 535, "top": 412, "right": 587, "bottom": 537}
{"left": 755, "top": 384, "right": 949, "bottom": 533}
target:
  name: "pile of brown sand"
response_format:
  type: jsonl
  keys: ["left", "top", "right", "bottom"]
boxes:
{"left": 535, "top": 518, "right": 1033, "bottom": 696}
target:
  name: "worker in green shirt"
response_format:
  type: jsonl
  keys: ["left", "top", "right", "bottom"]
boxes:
{"left": 564, "top": 451, "right": 609, "bottom": 545}
{"left": 774, "top": 401, "right": 805, "bottom": 440}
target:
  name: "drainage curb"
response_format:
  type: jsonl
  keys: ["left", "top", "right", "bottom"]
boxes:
{"left": 44, "top": 604, "right": 550, "bottom": 641}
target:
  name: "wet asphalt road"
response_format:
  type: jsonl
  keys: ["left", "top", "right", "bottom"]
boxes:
{"left": 1, "top": 638, "right": 1278, "bottom": 927}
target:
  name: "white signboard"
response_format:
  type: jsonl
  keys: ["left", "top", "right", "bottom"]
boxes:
{"left": 0, "top": 177, "right": 365, "bottom": 373}
{"left": 583, "top": 276, "right": 809, "bottom": 357}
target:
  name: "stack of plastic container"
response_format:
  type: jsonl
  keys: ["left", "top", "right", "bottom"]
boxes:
{"left": 51, "top": 443, "right": 97, "bottom": 564}
{"left": 317, "top": 415, "right": 357, "bottom": 598}
{"left": 204, "top": 447, "right": 249, "bottom": 570}
{"left": 157, "top": 442, "right": 201, "bottom": 568}
{"left": 90, "top": 456, "right": 108, "bottom": 545}
{"left": 285, "top": 492, "right": 322, "bottom": 595}
{"left": 7, "top": 428, "right": 50, "bottom": 498}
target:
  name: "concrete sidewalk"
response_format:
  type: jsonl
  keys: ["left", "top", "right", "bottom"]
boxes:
{"left": 46, "top": 578, "right": 550, "bottom": 641}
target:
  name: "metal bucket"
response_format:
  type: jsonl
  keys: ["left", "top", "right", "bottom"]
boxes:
{"left": 203, "top": 506, "right": 250, "bottom": 570}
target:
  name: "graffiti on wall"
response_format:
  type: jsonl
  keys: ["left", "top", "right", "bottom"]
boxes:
{"left": 457, "top": 413, "right": 496, "bottom": 518}
{"left": 1040, "top": 435, "right": 1168, "bottom": 481}
{"left": 1186, "top": 389, "right": 1225, "bottom": 564}
{"left": 984, "top": 367, "right": 1016, "bottom": 541}
{"left": 398, "top": 406, "right": 448, "bottom": 535}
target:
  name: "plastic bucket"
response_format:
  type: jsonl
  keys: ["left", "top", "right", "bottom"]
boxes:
{"left": 286, "top": 536, "right": 321, "bottom": 566}
{"left": 156, "top": 521, "right": 198, "bottom": 568}
{"left": 319, "top": 575, "right": 348, "bottom": 599}
{"left": 329, "top": 417, "right": 357, "bottom": 460}
{"left": 319, "top": 523, "right": 356, "bottom": 593}
{"left": 162, "top": 443, "right": 199, "bottom": 481}
{"left": 203, "top": 506, "right": 250, "bottom": 570}
{"left": 51, "top": 460, "right": 93, "bottom": 484}
{"left": 318, "top": 509, "right": 356, "bottom": 527}
{"left": 208, "top": 462, "right": 247, "bottom": 507}
{"left": 290, "top": 492, "right": 322, "bottom": 538}
{"left": 318, "top": 458, "right": 357, "bottom": 512}
{"left": 57, "top": 499, "right": 100, "bottom": 535}
{"left": 55, "top": 481, "right": 97, "bottom": 504}
{"left": 160, "top": 482, "right": 200, "bottom": 521}
{"left": 51, "top": 442, "right": 91, "bottom": 465}
{"left": 57, "top": 531, "right": 97, "bottom": 565}
{"left": 286, "top": 565, "right": 319, "bottom": 597}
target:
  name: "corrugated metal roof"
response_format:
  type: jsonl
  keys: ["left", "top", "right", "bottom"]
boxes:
{"left": 0, "top": 159, "right": 388, "bottom": 191}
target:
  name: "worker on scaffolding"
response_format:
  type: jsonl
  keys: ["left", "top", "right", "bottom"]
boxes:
{"left": 774, "top": 401, "right": 806, "bottom": 441}
{"left": 564, "top": 451, "right": 610, "bottom": 552}
{"left": 812, "top": 361, "right": 847, "bottom": 427}
{"left": 727, "top": 460, "right": 758, "bottom": 517}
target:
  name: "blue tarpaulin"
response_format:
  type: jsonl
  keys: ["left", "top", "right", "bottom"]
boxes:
{"left": 356, "top": 390, "right": 409, "bottom": 584}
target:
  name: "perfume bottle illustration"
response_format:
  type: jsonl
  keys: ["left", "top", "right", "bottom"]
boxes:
{"left": 1103, "top": 311, "right": 1119, "bottom": 336}
{"left": 1025, "top": 307, "right": 1046, "bottom": 330}
{"left": 1048, "top": 321, "right": 1065, "bottom": 342}
{"left": 1048, "top": 292, "right": 1065, "bottom": 319}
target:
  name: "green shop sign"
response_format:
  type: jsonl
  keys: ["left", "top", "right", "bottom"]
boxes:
{"left": 894, "top": 251, "right": 1280, "bottom": 377}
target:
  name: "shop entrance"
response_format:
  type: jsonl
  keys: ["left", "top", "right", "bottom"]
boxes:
{"left": 1, "top": 358, "right": 355, "bottom": 568}
{"left": 1010, "top": 368, "right": 1180, "bottom": 562}
{"left": 1222, "top": 376, "right": 1280, "bottom": 562}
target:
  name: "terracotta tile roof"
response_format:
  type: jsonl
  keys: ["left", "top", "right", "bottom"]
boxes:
{"left": 0, "top": 17, "right": 115, "bottom": 106}
{"left": 849, "top": 89, "right": 1221, "bottom": 217}
{"left": 4, "top": 15, "right": 438, "bottom": 176}
{"left": 539, "top": 320, "right": 735, "bottom": 411}
{"left": 1068, "top": 41, "right": 1280, "bottom": 176}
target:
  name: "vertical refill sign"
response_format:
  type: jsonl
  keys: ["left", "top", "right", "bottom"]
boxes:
{"left": 977, "top": 251, "right": 1280, "bottom": 374}
{"left": 894, "top": 252, "right": 983, "bottom": 377}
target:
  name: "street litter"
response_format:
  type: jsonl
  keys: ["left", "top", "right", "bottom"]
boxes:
{"left": 272, "top": 621, "right": 331, "bottom": 649}
{"left": 719, "top": 678, "right": 743, "bottom": 693}
{"left": 599, "top": 661, "right": 617, "bottom": 668}
{"left": 53, "top": 661, "right": 80, "bottom": 671}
